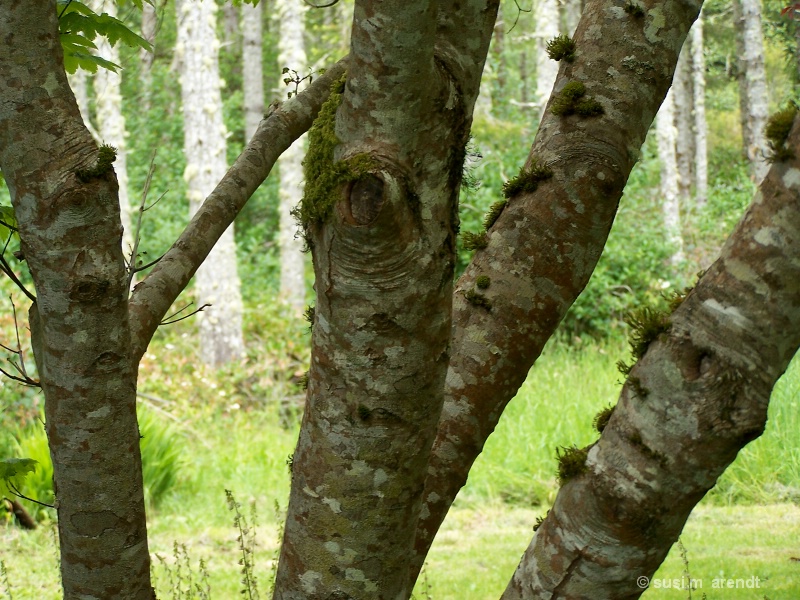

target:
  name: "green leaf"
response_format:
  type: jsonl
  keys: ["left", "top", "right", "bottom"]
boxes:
{"left": 0, "top": 205, "right": 19, "bottom": 245}
{"left": 63, "top": 49, "right": 121, "bottom": 74}
{"left": 0, "top": 458, "right": 39, "bottom": 491}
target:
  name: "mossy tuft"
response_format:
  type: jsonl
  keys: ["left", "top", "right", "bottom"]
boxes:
{"left": 303, "top": 305, "right": 315, "bottom": 331}
{"left": 483, "top": 199, "right": 507, "bottom": 230}
{"left": 357, "top": 404, "right": 371, "bottom": 421}
{"left": 465, "top": 289, "right": 492, "bottom": 311}
{"left": 462, "top": 231, "right": 489, "bottom": 251}
{"left": 765, "top": 104, "right": 798, "bottom": 162}
{"left": 593, "top": 404, "right": 615, "bottom": 433}
{"left": 546, "top": 35, "right": 577, "bottom": 63}
{"left": 624, "top": 1, "right": 645, "bottom": 17}
{"left": 293, "top": 74, "right": 376, "bottom": 234}
{"left": 76, "top": 144, "right": 117, "bottom": 182}
{"left": 625, "top": 305, "right": 671, "bottom": 360}
{"left": 476, "top": 275, "right": 491, "bottom": 289}
{"left": 556, "top": 445, "right": 589, "bottom": 484}
{"left": 551, "top": 81, "right": 604, "bottom": 118}
{"left": 502, "top": 161, "right": 553, "bottom": 199}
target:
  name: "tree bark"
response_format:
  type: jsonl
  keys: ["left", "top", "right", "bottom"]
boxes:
{"left": 177, "top": 0, "right": 245, "bottom": 367}
{"left": 275, "top": 0, "right": 308, "bottom": 315}
{"left": 272, "top": 1, "right": 499, "bottom": 597}
{"left": 410, "top": 0, "right": 703, "bottom": 583}
{"left": 658, "top": 87, "right": 685, "bottom": 265}
{"left": 0, "top": 2, "right": 154, "bottom": 597}
{"left": 691, "top": 13, "right": 708, "bottom": 206}
{"left": 502, "top": 116, "right": 800, "bottom": 599}
{"left": 733, "top": 0, "right": 770, "bottom": 183}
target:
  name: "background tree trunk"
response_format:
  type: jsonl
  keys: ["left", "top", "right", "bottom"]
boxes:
{"left": 242, "top": 0, "right": 264, "bottom": 143}
{"left": 562, "top": 0, "right": 582, "bottom": 36}
{"left": 691, "top": 13, "right": 708, "bottom": 206}
{"left": 0, "top": 2, "right": 153, "bottom": 596}
{"left": 733, "top": 0, "right": 770, "bottom": 183}
{"left": 673, "top": 40, "right": 694, "bottom": 200}
{"left": 93, "top": 0, "right": 133, "bottom": 255}
{"left": 535, "top": 0, "right": 560, "bottom": 121}
{"left": 139, "top": 0, "right": 157, "bottom": 101}
{"left": 274, "top": 0, "right": 307, "bottom": 315}
{"left": 177, "top": 0, "right": 245, "bottom": 367}
{"left": 657, "top": 88, "right": 685, "bottom": 265}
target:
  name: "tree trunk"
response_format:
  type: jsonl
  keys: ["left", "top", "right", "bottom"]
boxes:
{"left": 177, "top": 0, "right": 245, "bottom": 367}
{"left": 691, "top": 13, "right": 708, "bottom": 206}
{"left": 535, "top": 0, "right": 561, "bottom": 121}
{"left": 275, "top": 0, "right": 307, "bottom": 315}
{"left": 502, "top": 117, "right": 800, "bottom": 599}
{"left": 658, "top": 88, "right": 685, "bottom": 265}
{"left": 242, "top": 0, "right": 264, "bottom": 143}
{"left": 93, "top": 0, "right": 134, "bottom": 256}
{"left": 733, "top": 0, "right": 770, "bottom": 183}
{"left": 673, "top": 39, "right": 694, "bottom": 200}
{"left": 272, "top": 2, "right": 499, "bottom": 597}
{"left": 67, "top": 69, "right": 101, "bottom": 142}
{"left": 0, "top": 2, "right": 154, "bottom": 597}
{"left": 562, "top": 0, "right": 582, "bottom": 36}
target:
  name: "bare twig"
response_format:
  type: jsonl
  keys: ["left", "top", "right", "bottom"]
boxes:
{"left": 0, "top": 296, "right": 39, "bottom": 387}
{"left": 304, "top": 0, "right": 339, "bottom": 7}
{"left": 160, "top": 302, "right": 211, "bottom": 326}
{"left": 132, "top": 252, "right": 165, "bottom": 274}
{"left": 6, "top": 481, "right": 54, "bottom": 509}
{"left": 508, "top": 0, "right": 532, "bottom": 33}
{"left": 127, "top": 152, "right": 157, "bottom": 289}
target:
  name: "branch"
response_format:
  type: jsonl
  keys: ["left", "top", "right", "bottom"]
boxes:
{"left": 128, "top": 57, "right": 348, "bottom": 363}
{"left": 6, "top": 481, "right": 54, "bottom": 509}
{"left": 159, "top": 302, "right": 210, "bottom": 325}
{"left": 0, "top": 296, "right": 39, "bottom": 388}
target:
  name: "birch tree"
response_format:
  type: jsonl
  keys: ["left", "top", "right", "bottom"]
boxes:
{"left": 673, "top": 40, "right": 694, "bottom": 200}
{"left": 177, "top": 0, "right": 245, "bottom": 366}
{"left": 242, "top": 0, "right": 264, "bottom": 142}
{"left": 691, "top": 12, "right": 708, "bottom": 206}
{"left": 733, "top": 0, "right": 770, "bottom": 183}
{"left": 2, "top": 1, "right": 799, "bottom": 599}
{"left": 535, "top": 0, "right": 560, "bottom": 119}
{"left": 657, "top": 88, "right": 685, "bottom": 265}
{"left": 275, "top": 0, "right": 308, "bottom": 314}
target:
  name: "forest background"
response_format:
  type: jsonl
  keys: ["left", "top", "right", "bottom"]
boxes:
{"left": 1, "top": 0, "right": 800, "bottom": 597}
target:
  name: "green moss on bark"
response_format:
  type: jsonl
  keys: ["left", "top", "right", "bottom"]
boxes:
{"left": 766, "top": 104, "right": 798, "bottom": 162}
{"left": 502, "top": 161, "right": 553, "bottom": 199}
{"left": 546, "top": 35, "right": 576, "bottom": 63}
{"left": 76, "top": 144, "right": 117, "bottom": 182}
{"left": 462, "top": 231, "right": 488, "bottom": 250}
{"left": 551, "top": 81, "right": 604, "bottom": 118}
{"left": 556, "top": 445, "right": 589, "bottom": 484}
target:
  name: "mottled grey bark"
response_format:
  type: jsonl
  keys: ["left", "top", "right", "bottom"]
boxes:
{"left": 535, "top": 0, "right": 560, "bottom": 120}
{"left": 242, "top": 0, "right": 264, "bottom": 142}
{"left": 410, "top": 0, "right": 703, "bottom": 583}
{"left": 733, "top": 0, "right": 770, "bottom": 183}
{"left": 275, "top": 0, "right": 307, "bottom": 315}
{"left": 673, "top": 39, "right": 694, "bottom": 200}
{"left": 272, "top": 1, "right": 499, "bottom": 597}
{"left": 658, "top": 88, "right": 685, "bottom": 265}
{"left": 92, "top": 0, "right": 133, "bottom": 254}
{"left": 691, "top": 14, "right": 708, "bottom": 205}
{"left": 0, "top": 2, "right": 154, "bottom": 597}
{"left": 502, "top": 116, "right": 800, "bottom": 600}
{"left": 177, "top": 0, "right": 245, "bottom": 367}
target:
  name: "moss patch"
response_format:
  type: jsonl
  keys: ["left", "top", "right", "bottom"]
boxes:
{"left": 624, "top": 1, "right": 645, "bottom": 17}
{"left": 766, "top": 104, "right": 798, "bottom": 163}
{"left": 293, "top": 74, "right": 376, "bottom": 233}
{"left": 462, "top": 231, "right": 488, "bottom": 251}
{"left": 76, "top": 144, "right": 117, "bottom": 182}
{"left": 483, "top": 199, "right": 507, "bottom": 230}
{"left": 502, "top": 161, "right": 553, "bottom": 199}
{"left": 551, "top": 81, "right": 604, "bottom": 118}
{"left": 465, "top": 289, "right": 492, "bottom": 311}
{"left": 616, "top": 305, "right": 671, "bottom": 377}
{"left": 556, "top": 445, "right": 589, "bottom": 485}
{"left": 476, "top": 275, "right": 490, "bottom": 289}
{"left": 546, "top": 35, "right": 576, "bottom": 63}
{"left": 592, "top": 404, "right": 615, "bottom": 433}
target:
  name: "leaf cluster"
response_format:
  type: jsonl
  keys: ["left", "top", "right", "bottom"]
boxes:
{"left": 57, "top": 0, "right": 153, "bottom": 74}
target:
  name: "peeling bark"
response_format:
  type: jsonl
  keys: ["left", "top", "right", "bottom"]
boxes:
{"left": 0, "top": 2, "right": 153, "bottom": 596}
{"left": 502, "top": 116, "right": 800, "bottom": 600}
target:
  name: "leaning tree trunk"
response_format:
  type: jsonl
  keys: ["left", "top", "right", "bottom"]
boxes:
{"left": 535, "top": 0, "right": 560, "bottom": 121}
{"left": 93, "top": 0, "right": 133, "bottom": 254}
{"left": 139, "top": 0, "right": 157, "bottom": 108}
{"left": 502, "top": 115, "right": 800, "bottom": 600}
{"left": 177, "top": 0, "right": 245, "bottom": 367}
{"left": 272, "top": 2, "right": 499, "bottom": 597}
{"left": 673, "top": 39, "right": 694, "bottom": 200}
{"left": 733, "top": 0, "right": 770, "bottom": 183}
{"left": 657, "top": 88, "right": 685, "bottom": 265}
{"left": 242, "top": 0, "right": 264, "bottom": 142}
{"left": 0, "top": 2, "right": 154, "bottom": 597}
{"left": 691, "top": 12, "right": 708, "bottom": 206}
{"left": 274, "top": 0, "right": 307, "bottom": 315}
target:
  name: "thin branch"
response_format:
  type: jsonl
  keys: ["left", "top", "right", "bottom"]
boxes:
{"left": 57, "top": 0, "right": 74, "bottom": 20}
{"left": 304, "top": 0, "right": 340, "bottom": 7}
{"left": 0, "top": 219, "right": 18, "bottom": 233}
{"left": 0, "top": 253, "right": 35, "bottom": 302}
{"left": 132, "top": 252, "right": 165, "bottom": 274}
{"left": 0, "top": 296, "right": 40, "bottom": 387}
{"left": 160, "top": 302, "right": 211, "bottom": 326}
{"left": 507, "top": 0, "right": 532, "bottom": 33}
{"left": 6, "top": 481, "right": 54, "bottom": 509}
{"left": 127, "top": 152, "right": 156, "bottom": 289}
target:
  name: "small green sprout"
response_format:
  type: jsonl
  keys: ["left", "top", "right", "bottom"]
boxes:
{"left": 462, "top": 231, "right": 488, "bottom": 251}
{"left": 546, "top": 35, "right": 577, "bottom": 63}
{"left": 502, "top": 161, "right": 553, "bottom": 199}
{"left": 465, "top": 289, "right": 492, "bottom": 311}
{"left": 556, "top": 445, "right": 589, "bottom": 484}
{"left": 476, "top": 275, "right": 491, "bottom": 289}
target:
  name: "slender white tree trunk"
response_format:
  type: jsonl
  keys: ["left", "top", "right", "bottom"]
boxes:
{"left": 562, "top": 0, "right": 582, "bottom": 36}
{"left": 733, "top": 0, "right": 770, "bottom": 183}
{"left": 92, "top": 0, "right": 133, "bottom": 256}
{"left": 67, "top": 70, "right": 101, "bottom": 142}
{"left": 691, "top": 14, "right": 708, "bottom": 206}
{"left": 275, "top": 0, "right": 308, "bottom": 314}
{"left": 535, "top": 0, "right": 560, "bottom": 121}
{"left": 242, "top": 0, "right": 264, "bottom": 142}
{"left": 657, "top": 88, "right": 684, "bottom": 265}
{"left": 139, "top": 0, "right": 157, "bottom": 102}
{"left": 177, "top": 0, "right": 245, "bottom": 366}
{"left": 673, "top": 40, "right": 694, "bottom": 200}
